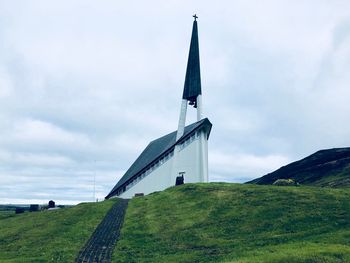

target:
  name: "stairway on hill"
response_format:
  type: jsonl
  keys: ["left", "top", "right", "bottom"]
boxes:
{"left": 76, "top": 199, "right": 129, "bottom": 263}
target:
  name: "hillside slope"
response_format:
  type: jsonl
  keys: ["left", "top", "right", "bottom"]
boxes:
{"left": 0, "top": 199, "right": 116, "bottom": 262}
{"left": 247, "top": 147, "right": 350, "bottom": 187}
{"left": 113, "top": 183, "right": 350, "bottom": 263}
{"left": 2, "top": 184, "right": 350, "bottom": 262}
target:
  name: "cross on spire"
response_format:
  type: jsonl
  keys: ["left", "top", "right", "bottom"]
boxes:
{"left": 193, "top": 14, "right": 198, "bottom": 21}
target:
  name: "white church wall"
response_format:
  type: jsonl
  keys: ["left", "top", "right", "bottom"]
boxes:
{"left": 199, "top": 130, "right": 209, "bottom": 182}
{"left": 173, "top": 131, "right": 203, "bottom": 184}
{"left": 118, "top": 153, "right": 173, "bottom": 198}
{"left": 117, "top": 129, "right": 208, "bottom": 199}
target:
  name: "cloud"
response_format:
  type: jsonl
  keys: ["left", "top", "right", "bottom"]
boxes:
{"left": 0, "top": 1, "right": 350, "bottom": 203}
{"left": 0, "top": 67, "right": 13, "bottom": 98}
{"left": 13, "top": 119, "right": 90, "bottom": 145}
{"left": 209, "top": 151, "right": 290, "bottom": 182}
{"left": 0, "top": 152, "right": 74, "bottom": 167}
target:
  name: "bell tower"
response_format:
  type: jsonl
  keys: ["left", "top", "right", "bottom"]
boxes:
{"left": 176, "top": 14, "right": 203, "bottom": 140}
{"left": 171, "top": 14, "right": 208, "bottom": 185}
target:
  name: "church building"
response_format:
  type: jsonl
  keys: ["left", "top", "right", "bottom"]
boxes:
{"left": 106, "top": 16, "right": 212, "bottom": 199}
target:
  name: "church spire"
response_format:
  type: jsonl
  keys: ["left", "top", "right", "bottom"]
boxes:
{"left": 176, "top": 15, "right": 203, "bottom": 141}
{"left": 182, "top": 14, "right": 202, "bottom": 108}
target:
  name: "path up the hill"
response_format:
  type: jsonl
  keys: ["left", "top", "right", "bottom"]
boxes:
{"left": 76, "top": 199, "right": 129, "bottom": 263}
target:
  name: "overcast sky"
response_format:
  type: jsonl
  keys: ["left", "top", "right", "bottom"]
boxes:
{"left": 1, "top": 1, "right": 350, "bottom": 204}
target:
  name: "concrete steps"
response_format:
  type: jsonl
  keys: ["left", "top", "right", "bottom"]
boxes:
{"left": 76, "top": 199, "right": 129, "bottom": 263}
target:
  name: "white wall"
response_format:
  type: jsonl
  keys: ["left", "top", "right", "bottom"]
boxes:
{"left": 117, "top": 129, "right": 208, "bottom": 199}
{"left": 118, "top": 155, "right": 173, "bottom": 198}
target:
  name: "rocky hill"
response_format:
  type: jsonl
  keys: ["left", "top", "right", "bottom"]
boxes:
{"left": 247, "top": 147, "right": 350, "bottom": 187}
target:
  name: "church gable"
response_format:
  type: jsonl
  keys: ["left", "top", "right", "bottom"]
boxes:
{"left": 106, "top": 118, "right": 212, "bottom": 199}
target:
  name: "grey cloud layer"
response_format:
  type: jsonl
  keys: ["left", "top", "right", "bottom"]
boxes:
{"left": 0, "top": 0, "right": 350, "bottom": 203}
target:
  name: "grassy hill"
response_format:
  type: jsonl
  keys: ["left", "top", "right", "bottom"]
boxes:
{"left": 0, "top": 199, "right": 116, "bottom": 262}
{"left": 247, "top": 147, "right": 350, "bottom": 187}
{"left": 112, "top": 183, "right": 350, "bottom": 263}
{"left": 1, "top": 183, "right": 350, "bottom": 262}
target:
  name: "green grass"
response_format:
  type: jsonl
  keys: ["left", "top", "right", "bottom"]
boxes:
{"left": 0, "top": 211, "right": 16, "bottom": 220}
{"left": 0, "top": 199, "right": 116, "bottom": 263}
{"left": 2, "top": 184, "right": 350, "bottom": 262}
{"left": 112, "top": 183, "right": 350, "bottom": 263}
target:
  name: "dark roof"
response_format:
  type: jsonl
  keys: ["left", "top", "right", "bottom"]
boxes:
{"left": 182, "top": 20, "right": 201, "bottom": 104}
{"left": 106, "top": 118, "right": 212, "bottom": 199}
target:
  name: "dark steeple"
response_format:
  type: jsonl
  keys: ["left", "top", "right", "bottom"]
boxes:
{"left": 182, "top": 15, "right": 202, "bottom": 107}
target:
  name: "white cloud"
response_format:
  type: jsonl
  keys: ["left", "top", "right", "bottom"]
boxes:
{"left": 14, "top": 153, "right": 74, "bottom": 167}
{"left": 0, "top": 0, "right": 350, "bottom": 203}
{"left": 209, "top": 151, "right": 290, "bottom": 182}
{"left": 0, "top": 67, "right": 13, "bottom": 98}
{"left": 12, "top": 119, "right": 91, "bottom": 147}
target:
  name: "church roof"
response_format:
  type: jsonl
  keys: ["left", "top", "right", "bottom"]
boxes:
{"left": 182, "top": 19, "right": 201, "bottom": 104}
{"left": 106, "top": 118, "right": 212, "bottom": 199}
